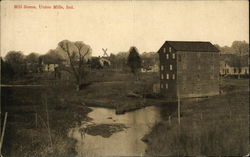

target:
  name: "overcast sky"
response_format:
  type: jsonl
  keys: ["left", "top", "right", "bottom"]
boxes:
{"left": 1, "top": 0, "right": 249, "bottom": 56}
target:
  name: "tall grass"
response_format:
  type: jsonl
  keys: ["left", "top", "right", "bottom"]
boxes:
{"left": 145, "top": 90, "right": 249, "bottom": 156}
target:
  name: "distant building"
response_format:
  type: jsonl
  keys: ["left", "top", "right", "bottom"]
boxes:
{"left": 157, "top": 41, "right": 220, "bottom": 98}
{"left": 220, "top": 54, "right": 249, "bottom": 77}
{"left": 38, "top": 57, "right": 61, "bottom": 72}
{"left": 89, "top": 57, "right": 111, "bottom": 69}
{"left": 141, "top": 64, "right": 159, "bottom": 73}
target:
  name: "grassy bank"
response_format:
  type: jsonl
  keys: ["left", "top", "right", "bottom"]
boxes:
{"left": 41, "top": 71, "right": 166, "bottom": 113}
{"left": 1, "top": 86, "right": 92, "bottom": 157}
{"left": 0, "top": 71, "right": 160, "bottom": 156}
{"left": 143, "top": 78, "right": 249, "bottom": 156}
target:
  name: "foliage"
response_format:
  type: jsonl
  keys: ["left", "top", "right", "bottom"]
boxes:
{"left": 108, "top": 52, "right": 128, "bottom": 71}
{"left": 5, "top": 51, "right": 25, "bottom": 64}
{"left": 4, "top": 51, "right": 27, "bottom": 78}
{"left": 89, "top": 57, "right": 104, "bottom": 69}
{"left": 127, "top": 46, "right": 142, "bottom": 78}
{"left": 141, "top": 52, "right": 158, "bottom": 69}
{"left": 231, "top": 40, "right": 249, "bottom": 56}
{"left": 1, "top": 58, "right": 14, "bottom": 83}
{"left": 57, "top": 40, "right": 92, "bottom": 90}
{"left": 41, "top": 49, "right": 64, "bottom": 64}
{"left": 215, "top": 40, "right": 249, "bottom": 55}
{"left": 26, "top": 52, "right": 39, "bottom": 64}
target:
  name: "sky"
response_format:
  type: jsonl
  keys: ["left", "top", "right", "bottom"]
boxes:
{"left": 1, "top": 0, "right": 249, "bottom": 57}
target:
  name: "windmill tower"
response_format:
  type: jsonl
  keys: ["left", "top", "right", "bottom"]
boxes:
{"left": 102, "top": 48, "right": 109, "bottom": 58}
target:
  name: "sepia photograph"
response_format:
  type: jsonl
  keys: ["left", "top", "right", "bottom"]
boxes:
{"left": 0, "top": 0, "right": 249, "bottom": 156}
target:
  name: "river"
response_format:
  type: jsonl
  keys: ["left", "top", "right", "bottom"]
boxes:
{"left": 69, "top": 106, "right": 161, "bottom": 157}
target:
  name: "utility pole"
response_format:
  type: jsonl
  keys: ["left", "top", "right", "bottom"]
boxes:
{"left": 177, "top": 85, "right": 181, "bottom": 125}
{"left": 0, "top": 112, "right": 8, "bottom": 156}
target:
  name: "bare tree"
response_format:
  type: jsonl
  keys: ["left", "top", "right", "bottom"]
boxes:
{"left": 58, "top": 40, "right": 92, "bottom": 90}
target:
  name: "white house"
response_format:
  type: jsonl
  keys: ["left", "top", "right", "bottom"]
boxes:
{"left": 220, "top": 56, "right": 249, "bottom": 76}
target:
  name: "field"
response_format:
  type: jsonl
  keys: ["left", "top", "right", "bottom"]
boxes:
{"left": 1, "top": 70, "right": 160, "bottom": 156}
{"left": 143, "top": 78, "right": 249, "bottom": 156}
{"left": 1, "top": 70, "right": 249, "bottom": 156}
{"left": 1, "top": 86, "right": 92, "bottom": 157}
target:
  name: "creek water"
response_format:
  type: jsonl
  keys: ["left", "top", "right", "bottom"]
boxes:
{"left": 69, "top": 106, "right": 161, "bottom": 157}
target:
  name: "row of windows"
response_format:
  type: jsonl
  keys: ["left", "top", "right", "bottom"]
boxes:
{"left": 165, "top": 53, "right": 175, "bottom": 59}
{"left": 161, "top": 73, "right": 175, "bottom": 80}
{"left": 163, "top": 47, "right": 172, "bottom": 53}
{"left": 161, "top": 64, "right": 216, "bottom": 71}
{"left": 160, "top": 83, "right": 168, "bottom": 89}
{"left": 161, "top": 64, "right": 173, "bottom": 71}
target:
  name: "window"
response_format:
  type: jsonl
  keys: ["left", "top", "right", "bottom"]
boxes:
{"left": 245, "top": 69, "right": 248, "bottom": 74}
{"left": 166, "top": 54, "right": 169, "bottom": 59}
{"left": 234, "top": 68, "right": 237, "bottom": 73}
{"left": 166, "top": 74, "right": 169, "bottom": 79}
{"left": 163, "top": 48, "right": 166, "bottom": 53}
{"left": 161, "top": 65, "right": 164, "bottom": 71}
{"left": 169, "top": 47, "right": 172, "bottom": 52}
{"left": 239, "top": 68, "right": 241, "bottom": 73}
{"left": 160, "top": 83, "right": 163, "bottom": 89}
{"left": 170, "top": 64, "right": 173, "bottom": 70}
{"left": 178, "top": 54, "right": 181, "bottom": 62}
{"left": 172, "top": 53, "right": 175, "bottom": 59}
{"left": 166, "top": 83, "right": 168, "bottom": 89}
{"left": 161, "top": 74, "right": 164, "bottom": 79}
{"left": 172, "top": 74, "right": 175, "bottom": 80}
{"left": 197, "top": 75, "right": 200, "bottom": 81}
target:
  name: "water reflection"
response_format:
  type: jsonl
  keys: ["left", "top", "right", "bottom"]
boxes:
{"left": 69, "top": 106, "right": 161, "bottom": 157}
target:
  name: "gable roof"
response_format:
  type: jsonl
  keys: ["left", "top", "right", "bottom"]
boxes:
{"left": 163, "top": 41, "right": 220, "bottom": 52}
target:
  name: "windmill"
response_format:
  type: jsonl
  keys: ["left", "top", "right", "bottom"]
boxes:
{"left": 102, "top": 48, "right": 109, "bottom": 58}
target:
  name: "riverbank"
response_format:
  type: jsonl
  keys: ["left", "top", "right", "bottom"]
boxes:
{"left": 143, "top": 78, "right": 249, "bottom": 156}
{"left": 1, "top": 86, "right": 92, "bottom": 157}
{"left": 1, "top": 71, "right": 160, "bottom": 156}
{"left": 2, "top": 71, "right": 248, "bottom": 156}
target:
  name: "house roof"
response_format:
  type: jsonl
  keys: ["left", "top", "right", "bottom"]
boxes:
{"left": 161, "top": 41, "right": 220, "bottom": 52}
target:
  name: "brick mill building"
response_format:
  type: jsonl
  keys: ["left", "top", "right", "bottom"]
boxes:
{"left": 157, "top": 41, "right": 220, "bottom": 98}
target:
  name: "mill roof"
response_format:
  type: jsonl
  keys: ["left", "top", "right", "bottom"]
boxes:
{"left": 160, "top": 41, "right": 220, "bottom": 52}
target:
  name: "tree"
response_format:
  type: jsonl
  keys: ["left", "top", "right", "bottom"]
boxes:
{"left": 116, "top": 52, "right": 129, "bottom": 71}
{"left": 231, "top": 41, "right": 249, "bottom": 79}
{"left": 231, "top": 41, "right": 249, "bottom": 56}
{"left": 58, "top": 40, "right": 92, "bottom": 90}
{"left": 26, "top": 52, "right": 39, "bottom": 64}
{"left": 127, "top": 46, "right": 142, "bottom": 80}
{"left": 42, "top": 49, "right": 64, "bottom": 64}
{"left": 141, "top": 52, "right": 158, "bottom": 70}
{"left": 26, "top": 53, "right": 40, "bottom": 73}
{"left": 4, "top": 51, "right": 26, "bottom": 77}
{"left": 1, "top": 57, "right": 14, "bottom": 83}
